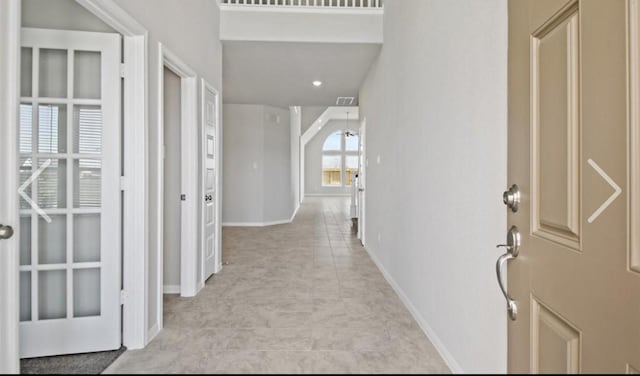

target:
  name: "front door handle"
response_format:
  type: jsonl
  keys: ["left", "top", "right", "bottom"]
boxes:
{"left": 496, "top": 252, "right": 517, "bottom": 320}
{"left": 495, "top": 226, "right": 520, "bottom": 321}
{"left": 0, "top": 224, "right": 14, "bottom": 240}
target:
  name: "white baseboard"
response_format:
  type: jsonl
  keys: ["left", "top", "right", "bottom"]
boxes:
{"left": 147, "top": 323, "right": 160, "bottom": 345}
{"left": 363, "top": 245, "right": 464, "bottom": 374}
{"left": 290, "top": 203, "right": 300, "bottom": 222}
{"left": 304, "top": 193, "right": 351, "bottom": 197}
{"left": 163, "top": 285, "right": 180, "bottom": 294}
{"left": 222, "top": 217, "right": 294, "bottom": 228}
{"left": 221, "top": 204, "right": 298, "bottom": 228}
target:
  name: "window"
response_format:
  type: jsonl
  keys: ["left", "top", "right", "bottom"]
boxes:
{"left": 321, "top": 130, "right": 359, "bottom": 187}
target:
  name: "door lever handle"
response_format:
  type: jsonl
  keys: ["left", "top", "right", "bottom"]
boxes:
{"left": 494, "top": 226, "right": 520, "bottom": 321}
{"left": 496, "top": 252, "right": 517, "bottom": 320}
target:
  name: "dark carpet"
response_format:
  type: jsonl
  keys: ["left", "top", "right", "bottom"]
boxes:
{"left": 20, "top": 346, "right": 126, "bottom": 374}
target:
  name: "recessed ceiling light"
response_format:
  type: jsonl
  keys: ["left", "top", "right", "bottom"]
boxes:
{"left": 312, "top": 80, "right": 323, "bottom": 87}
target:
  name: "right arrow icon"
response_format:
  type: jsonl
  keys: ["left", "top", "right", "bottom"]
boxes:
{"left": 587, "top": 158, "right": 622, "bottom": 224}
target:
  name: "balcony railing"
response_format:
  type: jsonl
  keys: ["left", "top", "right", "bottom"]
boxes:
{"left": 220, "top": 0, "right": 383, "bottom": 9}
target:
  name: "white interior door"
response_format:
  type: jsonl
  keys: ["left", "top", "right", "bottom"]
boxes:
{"left": 19, "top": 28, "right": 121, "bottom": 358}
{"left": 357, "top": 120, "right": 366, "bottom": 244}
{"left": 0, "top": 0, "right": 20, "bottom": 371}
{"left": 202, "top": 82, "right": 219, "bottom": 280}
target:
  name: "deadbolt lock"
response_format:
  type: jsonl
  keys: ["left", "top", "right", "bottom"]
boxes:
{"left": 503, "top": 184, "right": 520, "bottom": 212}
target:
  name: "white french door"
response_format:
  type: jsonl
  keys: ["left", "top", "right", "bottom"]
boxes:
{"left": 202, "top": 81, "right": 220, "bottom": 281}
{"left": 19, "top": 28, "right": 121, "bottom": 358}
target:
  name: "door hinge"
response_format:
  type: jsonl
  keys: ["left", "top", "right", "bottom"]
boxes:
{"left": 119, "top": 63, "right": 126, "bottom": 78}
{"left": 120, "top": 290, "right": 128, "bottom": 305}
{"left": 120, "top": 176, "right": 127, "bottom": 191}
{"left": 180, "top": 194, "right": 186, "bottom": 201}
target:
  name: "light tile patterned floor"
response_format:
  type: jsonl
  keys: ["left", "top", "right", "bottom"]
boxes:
{"left": 104, "top": 197, "right": 450, "bottom": 374}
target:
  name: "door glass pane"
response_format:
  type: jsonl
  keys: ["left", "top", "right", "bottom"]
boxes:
{"left": 39, "top": 49, "right": 67, "bottom": 98}
{"left": 38, "top": 104, "right": 67, "bottom": 153}
{"left": 73, "top": 268, "right": 100, "bottom": 317}
{"left": 20, "top": 272, "right": 31, "bottom": 322}
{"left": 37, "top": 159, "right": 67, "bottom": 209}
{"left": 322, "top": 155, "right": 342, "bottom": 186}
{"left": 21, "top": 48, "right": 33, "bottom": 97}
{"left": 74, "top": 159, "right": 101, "bottom": 208}
{"left": 323, "top": 131, "right": 342, "bottom": 151}
{"left": 20, "top": 215, "right": 31, "bottom": 265}
{"left": 38, "top": 215, "right": 66, "bottom": 265}
{"left": 38, "top": 269, "right": 66, "bottom": 320}
{"left": 20, "top": 104, "right": 33, "bottom": 154}
{"left": 74, "top": 51, "right": 101, "bottom": 99}
{"left": 74, "top": 214, "right": 100, "bottom": 263}
{"left": 345, "top": 134, "right": 359, "bottom": 151}
{"left": 73, "top": 106, "right": 102, "bottom": 154}
{"left": 19, "top": 157, "right": 33, "bottom": 210}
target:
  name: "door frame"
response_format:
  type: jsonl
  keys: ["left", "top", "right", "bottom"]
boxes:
{"left": 358, "top": 118, "right": 366, "bottom": 245}
{"left": 156, "top": 44, "right": 199, "bottom": 329}
{"left": 200, "top": 79, "right": 222, "bottom": 282}
{"left": 75, "top": 0, "right": 149, "bottom": 350}
{"left": 0, "top": 0, "right": 21, "bottom": 372}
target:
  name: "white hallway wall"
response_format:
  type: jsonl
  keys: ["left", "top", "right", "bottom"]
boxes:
{"left": 358, "top": 0, "right": 508, "bottom": 373}
{"left": 223, "top": 104, "right": 293, "bottom": 225}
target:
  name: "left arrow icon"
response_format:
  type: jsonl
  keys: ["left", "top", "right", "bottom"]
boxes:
{"left": 18, "top": 158, "right": 52, "bottom": 223}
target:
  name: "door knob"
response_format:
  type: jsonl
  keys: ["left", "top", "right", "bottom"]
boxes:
{"left": 0, "top": 224, "right": 14, "bottom": 240}
{"left": 503, "top": 184, "right": 520, "bottom": 212}
{"left": 495, "top": 226, "right": 520, "bottom": 320}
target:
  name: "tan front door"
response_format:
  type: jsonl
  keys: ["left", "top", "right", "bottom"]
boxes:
{"left": 507, "top": 0, "right": 640, "bottom": 372}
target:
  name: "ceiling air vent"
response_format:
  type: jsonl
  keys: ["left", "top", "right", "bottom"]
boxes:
{"left": 336, "top": 97, "right": 355, "bottom": 106}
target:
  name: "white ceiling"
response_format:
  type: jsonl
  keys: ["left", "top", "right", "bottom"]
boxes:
{"left": 222, "top": 41, "right": 381, "bottom": 107}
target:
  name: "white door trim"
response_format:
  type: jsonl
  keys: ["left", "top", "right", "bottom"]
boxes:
{"left": 75, "top": 0, "right": 149, "bottom": 350}
{"left": 157, "top": 44, "right": 199, "bottom": 335}
{"left": 358, "top": 118, "right": 366, "bottom": 245}
{"left": 200, "top": 79, "right": 222, "bottom": 282}
{"left": 0, "top": 0, "right": 21, "bottom": 372}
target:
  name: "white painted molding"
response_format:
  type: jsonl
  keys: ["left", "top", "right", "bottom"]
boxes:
{"left": 219, "top": 5, "right": 383, "bottom": 44}
{"left": 222, "top": 200, "right": 300, "bottom": 228}
{"left": 162, "top": 285, "right": 181, "bottom": 294}
{"left": 147, "top": 323, "right": 160, "bottom": 345}
{"left": 301, "top": 106, "right": 359, "bottom": 146}
{"left": 76, "top": 0, "right": 150, "bottom": 350}
{"left": 75, "top": 0, "right": 147, "bottom": 36}
{"left": 219, "top": 5, "right": 384, "bottom": 15}
{"left": 290, "top": 203, "right": 300, "bottom": 223}
{"left": 222, "top": 219, "right": 291, "bottom": 227}
{"left": 0, "top": 0, "right": 21, "bottom": 372}
{"left": 304, "top": 193, "right": 351, "bottom": 197}
{"left": 363, "top": 244, "right": 464, "bottom": 374}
